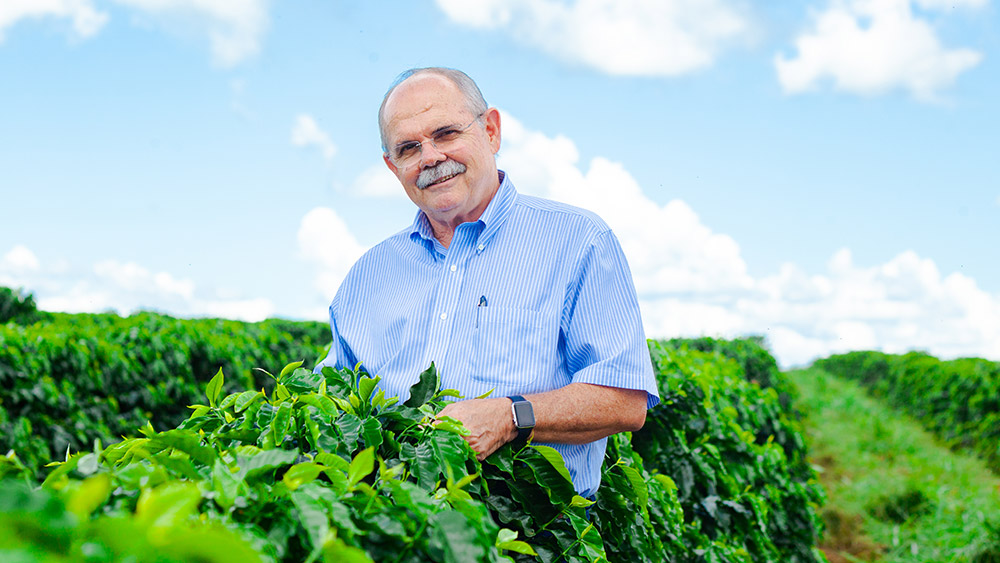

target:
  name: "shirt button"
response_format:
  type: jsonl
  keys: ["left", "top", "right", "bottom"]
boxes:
{"left": 477, "top": 244, "right": 485, "bottom": 251}
{"left": 450, "top": 265, "right": 457, "bottom": 272}
{"left": 440, "top": 313, "right": 447, "bottom": 320}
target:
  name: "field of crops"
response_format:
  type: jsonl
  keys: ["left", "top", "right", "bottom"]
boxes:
{"left": 815, "top": 351, "right": 1000, "bottom": 472}
{"left": 1, "top": 288, "right": 826, "bottom": 562}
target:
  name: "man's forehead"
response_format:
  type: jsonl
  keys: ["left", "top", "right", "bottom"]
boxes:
{"left": 384, "top": 75, "right": 467, "bottom": 133}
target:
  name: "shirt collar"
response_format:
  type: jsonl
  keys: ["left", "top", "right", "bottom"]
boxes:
{"left": 408, "top": 170, "right": 518, "bottom": 255}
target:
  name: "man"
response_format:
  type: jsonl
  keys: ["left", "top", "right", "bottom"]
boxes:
{"left": 317, "top": 67, "right": 659, "bottom": 497}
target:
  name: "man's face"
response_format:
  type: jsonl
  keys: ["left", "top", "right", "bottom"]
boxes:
{"left": 381, "top": 74, "right": 501, "bottom": 229}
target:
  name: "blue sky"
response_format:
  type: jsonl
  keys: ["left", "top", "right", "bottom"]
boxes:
{"left": 1, "top": 0, "right": 997, "bottom": 367}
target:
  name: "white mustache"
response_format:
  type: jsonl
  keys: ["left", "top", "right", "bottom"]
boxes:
{"left": 416, "top": 160, "right": 467, "bottom": 190}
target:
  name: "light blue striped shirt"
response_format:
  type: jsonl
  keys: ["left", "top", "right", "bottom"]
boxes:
{"left": 318, "top": 171, "right": 659, "bottom": 495}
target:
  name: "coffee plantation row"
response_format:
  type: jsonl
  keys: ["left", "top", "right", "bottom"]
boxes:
{"left": 0, "top": 292, "right": 826, "bottom": 562}
{"left": 0, "top": 307, "right": 329, "bottom": 478}
{"left": 816, "top": 351, "right": 1000, "bottom": 473}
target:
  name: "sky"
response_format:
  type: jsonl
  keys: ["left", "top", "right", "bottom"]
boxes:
{"left": 1, "top": 0, "right": 998, "bottom": 368}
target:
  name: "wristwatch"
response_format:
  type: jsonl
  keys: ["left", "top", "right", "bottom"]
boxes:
{"left": 508, "top": 395, "right": 535, "bottom": 446}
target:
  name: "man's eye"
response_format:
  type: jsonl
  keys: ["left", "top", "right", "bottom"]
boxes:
{"left": 435, "top": 129, "right": 461, "bottom": 142}
{"left": 396, "top": 142, "right": 420, "bottom": 158}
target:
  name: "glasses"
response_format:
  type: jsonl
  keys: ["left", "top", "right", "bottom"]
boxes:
{"left": 386, "top": 113, "right": 484, "bottom": 167}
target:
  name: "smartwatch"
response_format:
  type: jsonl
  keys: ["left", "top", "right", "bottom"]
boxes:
{"left": 508, "top": 395, "right": 535, "bottom": 446}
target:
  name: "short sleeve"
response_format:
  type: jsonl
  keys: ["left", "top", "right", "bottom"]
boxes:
{"left": 562, "top": 230, "right": 660, "bottom": 409}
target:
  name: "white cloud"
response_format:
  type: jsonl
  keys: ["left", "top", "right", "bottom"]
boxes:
{"left": 748, "top": 249, "right": 1000, "bottom": 365}
{"left": 496, "top": 111, "right": 1000, "bottom": 367}
{"left": 93, "top": 259, "right": 196, "bottom": 300}
{"left": 775, "top": 0, "right": 983, "bottom": 100}
{"left": 352, "top": 164, "right": 407, "bottom": 199}
{"left": 1, "top": 245, "right": 41, "bottom": 274}
{"left": 0, "top": 0, "right": 267, "bottom": 65}
{"left": 0, "top": 0, "right": 108, "bottom": 41}
{"left": 435, "top": 0, "right": 751, "bottom": 76}
{"left": 914, "top": 0, "right": 988, "bottom": 8}
{"left": 112, "top": 0, "right": 268, "bottom": 66}
{"left": 291, "top": 114, "right": 337, "bottom": 161}
{"left": 499, "top": 111, "right": 752, "bottom": 297}
{"left": 1, "top": 246, "right": 276, "bottom": 322}
{"left": 297, "top": 207, "right": 367, "bottom": 297}
{"left": 200, "top": 297, "right": 275, "bottom": 321}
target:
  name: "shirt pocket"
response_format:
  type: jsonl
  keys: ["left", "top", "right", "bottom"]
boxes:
{"left": 470, "top": 306, "right": 555, "bottom": 391}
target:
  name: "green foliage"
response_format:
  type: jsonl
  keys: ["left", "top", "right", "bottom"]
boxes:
{"left": 865, "top": 487, "right": 934, "bottom": 524}
{"left": 0, "top": 363, "right": 615, "bottom": 562}
{"left": 815, "top": 351, "right": 1000, "bottom": 472}
{"left": 972, "top": 520, "right": 1000, "bottom": 563}
{"left": 0, "top": 310, "right": 329, "bottom": 479}
{"left": 632, "top": 341, "right": 826, "bottom": 563}
{"left": 665, "top": 335, "right": 797, "bottom": 408}
{"left": 0, "top": 309, "right": 825, "bottom": 561}
{"left": 0, "top": 286, "right": 46, "bottom": 325}
{"left": 790, "top": 366, "right": 1000, "bottom": 562}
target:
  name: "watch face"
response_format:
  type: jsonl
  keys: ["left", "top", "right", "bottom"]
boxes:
{"left": 512, "top": 401, "right": 535, "bottom": 428}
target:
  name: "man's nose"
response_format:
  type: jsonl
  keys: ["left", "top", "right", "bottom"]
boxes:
{"left": 418, "top": 141, "right": 447, "bottom": 168}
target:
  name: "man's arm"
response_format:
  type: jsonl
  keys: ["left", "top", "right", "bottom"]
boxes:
{"left": 436, "top": 382, "right": 647, "bottom": 461}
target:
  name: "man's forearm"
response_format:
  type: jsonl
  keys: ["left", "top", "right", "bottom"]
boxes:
{"left": 525, "top": 382, "right": 647, "bottom": 445}
{"left": 435, "top": 382, "right": 648, "bottom": 460}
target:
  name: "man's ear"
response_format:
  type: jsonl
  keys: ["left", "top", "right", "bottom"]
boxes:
{"left": 383, "top": 153, "right": 399, "bottom": 176}
{"left": 484, "top": 107, "right": 501, "bottom": 154}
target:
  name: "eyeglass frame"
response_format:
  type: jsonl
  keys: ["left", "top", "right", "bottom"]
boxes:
{"left": 384, "top": 111, "right": 486, "bottom": 168}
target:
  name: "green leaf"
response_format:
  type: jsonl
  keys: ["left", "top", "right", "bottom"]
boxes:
{"left": 240, "top": 449, "right": 299, "bottom": 480}
{"left": 429, "top": 510, "right": 487, "bottom": 563}
{"left": 570, "top": 495, "right": 595, "bottom": 508}
{"left": 315, "top": 452, "right": 349, "bottom": 471}
{"left": 206, "top": 368, "right": 224, "bottom": 408}
{"left": 565, "top": 510, "right": 607, "bottom": 562}
{"left": 497, "top": 538, "right": 538, "bottom": 556}
{"left": 235, "top": 390, "right": 265, "bottom": 413}
{"left": 211, "top": 460, "right": 242, "bottom": 511}
{"left": 270, "top": 401, "right": 293, "bottom": 446}
{"left": 515, "top": 447, "right": 575, "bottom": 508}
{"left": 283, "top": 462, "right": 327, "bottom": 491}
{"left": 339, "top": 414, "right": 363, "bottom": 448}
{"left": 135, "top": 481, "right": 202, "bottom": 530}
{"left": 322, "top": 539, "right": 374, "bottom": 563}
{"left": 280, "top": 360, "right": 305, "bottom": 380}
{"left": 618, "top": 464, "right": 649, "bottom": 512}
{"left": 284, "top": 368, "right": 325, "bottom": 394}
{"left": 404, "top": 363, "right": 438, "bottom": 408}
{"left": 361, "top": 416, "right": 383, "bottom": 450}
{"left": 149, "top": 429, "right": 218, "bottom": 466}
{"left": 530, "top": 445, "right": 573, "bottom": 485}
{"left": 652, "top": 473, "right": 677, "bottom": 493}
{"left": 434, "top": 418, "right": 470, "bottom": 437}
{"left": 358, "top": 376, "right": 378, "bottom": 403}
{"left": 65, "top": 473, "right": 112, "bottom": 520}
{"left": 159, "top": 524, "right": 266, "bottom": 563}
{"left": 453, "top": 472, "right": 479, "bottom": 490}
{"left": 219, "top": 392, "right": 240, "bottom": 411}
{"left": 290, "top": 488, "right": 329, "bottom": 550}
{"left": 348, "top": 447, "right": 375, "bottom": 488}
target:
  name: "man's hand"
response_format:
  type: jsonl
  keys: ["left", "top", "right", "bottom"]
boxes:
{"left": 436, "top": 398, "right": 516, "bottom": 461}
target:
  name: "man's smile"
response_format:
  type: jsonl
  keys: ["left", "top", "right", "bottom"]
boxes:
{"left": 416, "top": 159, "right": 467, "bottom": 190}
{"left": 425, "top": 171, "right": 461, "bottom": 188}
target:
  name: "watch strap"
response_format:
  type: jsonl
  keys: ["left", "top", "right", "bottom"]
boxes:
{"left": 508, "top": 395, "right": 533, "bottom": 444}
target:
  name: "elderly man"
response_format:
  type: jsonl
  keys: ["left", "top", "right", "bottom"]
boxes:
{"left": 317, "top": 67, "right": 659, "bottom": 497}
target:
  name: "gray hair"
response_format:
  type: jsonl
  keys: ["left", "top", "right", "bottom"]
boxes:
{"left": 378, "top": 67, "right": 488, "bottom": 153}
